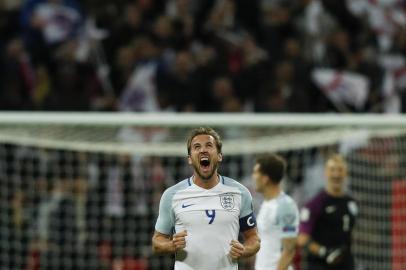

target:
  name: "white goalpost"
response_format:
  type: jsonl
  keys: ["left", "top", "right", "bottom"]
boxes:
{"left": 0, "top": 112, "right": 405, "bottom": 270}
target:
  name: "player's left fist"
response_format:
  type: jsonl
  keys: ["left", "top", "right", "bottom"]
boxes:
{"left": 172, "top": 230, "right": 188, "bottom": 251}
{"left": 228, "top": 240, "right": 245, "bottom": 261}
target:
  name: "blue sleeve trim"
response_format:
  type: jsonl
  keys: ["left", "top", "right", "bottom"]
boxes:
{"left": 239, "top": 213, "right": 257, "bottom": 231}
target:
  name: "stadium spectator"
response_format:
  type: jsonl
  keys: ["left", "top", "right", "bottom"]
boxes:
{"left": 208, "top": 76, "right": 238, "bottom": 112}
{"left": 41, "top": 40, "right": 109, "bottom": 111}
{"left": 297, "top": 154, "right": 358, "bottom": 270}
{"left": 0, "top": 38, "right": 34, "bottom": 110}
{"left": 156, "top": 50, "right": 197, "bottom": 111}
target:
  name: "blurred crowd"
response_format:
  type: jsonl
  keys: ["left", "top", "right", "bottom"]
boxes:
{"left": 0, "top": 146, "right": 175, "bottom": 269}
{"left": 1, "top": 0, "right": 405, "bottom": 113}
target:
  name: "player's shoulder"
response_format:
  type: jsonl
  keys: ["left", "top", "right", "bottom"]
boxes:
{"left": 301, "top": 190, "right": 328, "bottom": 216}
{"left": 277, "top": 193, "right": 298, "bottom": 207}
{"left": 305, "top": 189, "right": 328, "bottom": 207}
{"left": 276, "top": 193, "right": 299, "bottom": 213}
{"left": 161, "top": 178, "right": 193, "bottom": 198}
{"left": 221, "top": 175, "right": 250, "bottom": 194}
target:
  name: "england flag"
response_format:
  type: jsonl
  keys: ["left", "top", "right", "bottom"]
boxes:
{"left": 312, "top": 68, "right": 370, "bottom": 111}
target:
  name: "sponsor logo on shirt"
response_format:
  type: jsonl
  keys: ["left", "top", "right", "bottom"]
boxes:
{"left": 326, "top": 205, "right": 336, "bottom": 213}
{"left": 182, "top": 203, "right": 194, "bottom": 208}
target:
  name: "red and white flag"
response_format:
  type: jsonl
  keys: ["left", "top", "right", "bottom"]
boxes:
{"left": 312, "top": 68, "right": 370, "bottom": 110}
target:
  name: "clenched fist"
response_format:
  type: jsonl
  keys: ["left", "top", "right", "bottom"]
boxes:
{"left": 172, "top": 230, "right": 187, "bottom": 251}
{"left": 229, "top": 240, "right": 245, "bottom": 261}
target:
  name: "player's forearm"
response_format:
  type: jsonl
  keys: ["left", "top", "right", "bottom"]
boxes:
{"left": 277, "top": 237, "right": 296, "bottom": 270}
{"left": 277, "top": 249, "right": 295, "bottom": 270}
{"left": 152, "top": 235, "right": 176, "bottom": 254}
{"left": 242, "top": 235, "right": 261, "bottom": 257}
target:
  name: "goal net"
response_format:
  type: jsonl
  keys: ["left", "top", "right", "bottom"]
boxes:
{"left": 0, "top": 112, "right": 405, "bottom": 270}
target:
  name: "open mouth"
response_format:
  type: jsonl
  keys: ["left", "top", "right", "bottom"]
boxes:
{"left": 200, "top": 157, "right": 210, "bottom": 169}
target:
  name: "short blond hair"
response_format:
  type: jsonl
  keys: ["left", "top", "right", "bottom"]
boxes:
{"left": 326, "top": 154, "right": 347, "bottom": 167}
{"left": 186, "top": 127, "right": 222, "bottom": 155}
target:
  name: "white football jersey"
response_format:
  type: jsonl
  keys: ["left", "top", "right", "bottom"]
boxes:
{"left": 255, "top": 192, "right": 299, "bottom": 270}
{"left": 155, "top": 176, "right": 256, "bottom": 270}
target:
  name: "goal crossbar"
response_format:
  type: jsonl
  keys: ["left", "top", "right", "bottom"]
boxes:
{"left": 1, "top": 112, "right": 406, "bottom": 127}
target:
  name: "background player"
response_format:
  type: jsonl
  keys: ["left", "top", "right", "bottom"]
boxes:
{"left": 152, "top": 127, "right": 260, "bottom": 270}
{"left": 252, "top": 154, "right": 299, "bottom": 270}
{"left": 298, "top": 154, "right": 358, "bottom": 270}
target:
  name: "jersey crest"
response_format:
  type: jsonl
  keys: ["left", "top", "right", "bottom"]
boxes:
{"left": 220, "top": 193, "right": 235, "bottom": 210}
{"left": 348, "top": 201, "right": 358, "bottom": 216}
{"left": 282, "top": 213, "right": 296, "bottom": 225}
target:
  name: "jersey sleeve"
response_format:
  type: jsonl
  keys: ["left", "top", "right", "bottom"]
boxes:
{"left": 277, "top": 199, "right": 300, "bottom": 238}
{"left": 154, "top": 188, "right": 175, "bottom": 235}
{"left": 239, "top": 185, "right": 257, "bottom": 231}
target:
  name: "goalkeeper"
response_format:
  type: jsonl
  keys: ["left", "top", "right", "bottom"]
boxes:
{"left": 297, "top": 154, "right": 358, "bottom": 270}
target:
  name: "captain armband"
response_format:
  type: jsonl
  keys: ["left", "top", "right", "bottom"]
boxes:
{"left": 239, "top": 213, "right": 257, "bottom": 231}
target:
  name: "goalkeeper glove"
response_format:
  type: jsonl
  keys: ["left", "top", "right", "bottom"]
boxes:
{"left": 318, "top": 246, "right": 346, "bottom": 265}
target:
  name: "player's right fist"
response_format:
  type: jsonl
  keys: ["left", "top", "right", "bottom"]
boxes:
{"left": 172, "top": 230, "right": 187, "bottom": 250}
